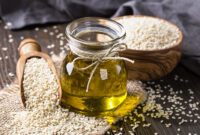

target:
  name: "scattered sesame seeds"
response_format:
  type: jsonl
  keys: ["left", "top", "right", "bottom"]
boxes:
{"left": 113, "top": 75, "right": 200, "bottom": 135}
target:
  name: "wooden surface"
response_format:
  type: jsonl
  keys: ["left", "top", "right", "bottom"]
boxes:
{"left": 0, "top": 20, "right": 199, "bottom": 135}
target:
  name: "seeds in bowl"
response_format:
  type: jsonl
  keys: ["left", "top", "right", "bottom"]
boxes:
{"left": 116, "top": 16, "right": 180, "bottom": 50}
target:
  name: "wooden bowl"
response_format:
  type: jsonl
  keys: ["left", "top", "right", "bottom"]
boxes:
{"left": 113, "top": 15, "right": 183, "bottom": 81}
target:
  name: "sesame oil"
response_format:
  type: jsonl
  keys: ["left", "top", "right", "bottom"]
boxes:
{"left": 61, "top": 51, "right": 127, "bottom": 114}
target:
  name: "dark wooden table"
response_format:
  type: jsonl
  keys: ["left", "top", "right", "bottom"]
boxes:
{"left": 0, "top": 20, "right": 199, "bottom": 135}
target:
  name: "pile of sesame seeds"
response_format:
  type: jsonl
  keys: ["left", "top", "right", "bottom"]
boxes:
{"left": 7, "top": 58, "right": 108, "bottom": 135}
{"left": 106, "top": 74, "right": 199, "bottom": 135}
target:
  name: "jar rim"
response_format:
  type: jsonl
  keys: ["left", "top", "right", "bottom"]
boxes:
{"left": 65, "top": 17, "right": 126, "bottom": 47}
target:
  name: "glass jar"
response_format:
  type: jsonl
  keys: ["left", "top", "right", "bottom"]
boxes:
{"left": 61, "top": 17, "right": 127, "bottom": 115}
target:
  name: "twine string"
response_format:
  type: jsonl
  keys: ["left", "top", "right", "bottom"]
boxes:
{"left": 71, "top": 43, "right": 134, "bottom": 92}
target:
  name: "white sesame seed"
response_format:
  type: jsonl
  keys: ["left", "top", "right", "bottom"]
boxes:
{"left": 177, "top": 128, "right": 180, "bottom": 132}
{"left": 8, "top": 34, "right": 13, "bottom": 38}
{"left": 6, "top": 22, "right": 12, "bottom": 26}
{"left": 2, "top": 47, "right": 8, "bottom": 51}
{"left": 49, "top": 32, "right": 54, "bottom": 36}
{"left": 8, "top": 72, "right": 14, "bottom": 77}
{"left": 8, "top": 38, "right": 14, "bottom": 43}
{"left": 4, "top": 25, "right": 8, "bottom": 29}
{"left": 43, "top": 29, "right": 48, "bottom": 33}
{"left": 20, "top": 36, "right": 24, "bottom": 40}
{"left": 35, "top": 27, "right": 39, "bottom": 31}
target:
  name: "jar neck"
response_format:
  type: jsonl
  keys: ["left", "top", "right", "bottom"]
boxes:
{"left": 66, "top": 17, "right": 126, "bottom": 58}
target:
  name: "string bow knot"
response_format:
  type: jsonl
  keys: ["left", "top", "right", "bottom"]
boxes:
{"left": 70, "top": 43, "right": 134, "bottom": 92}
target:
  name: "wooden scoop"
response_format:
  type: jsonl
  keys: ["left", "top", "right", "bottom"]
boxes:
{"left": 16, "top": 38, "right": 62, "bottom": 107}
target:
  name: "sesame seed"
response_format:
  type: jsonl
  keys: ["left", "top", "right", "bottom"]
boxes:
{"left": 43, "top": 29, "right": 48, "bottom": 33}
{"left": 20, "top": 36, "right": 24, "bottom": 40}
{"left": 6, "top": 22, "right": 12, "bottom": 26}
{"left": 8, "top": 34, "right": 12, "bottom": 38}
{"left": 2, "top": 47, "right": 8, "bottom": 51}
{"left": 8, "top": 72, "right": 14, "bottom": 77}
{"left": 49, "top": 32, "right": 54, "bottom": 36}
{"left": 4, "top": 25, "right": 8, "bottom": 29}
{"left": 35, "top": 27, "right": 39, "bottom": 31}
{"left": 8, "top": 39, "right": 14, "bottom": 43}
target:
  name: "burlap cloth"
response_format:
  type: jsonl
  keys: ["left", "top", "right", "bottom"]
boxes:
{"left": 0, "top": 52, "right": 147, "bottom": 135}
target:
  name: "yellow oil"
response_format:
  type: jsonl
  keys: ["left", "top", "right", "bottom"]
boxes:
{"left": 61, "top": 52, "right": 127, "bottom": 115}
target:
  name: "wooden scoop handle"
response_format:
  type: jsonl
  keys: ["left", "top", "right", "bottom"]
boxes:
{"left": 19, "top": 38, "right": 41, "bottom": 56}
